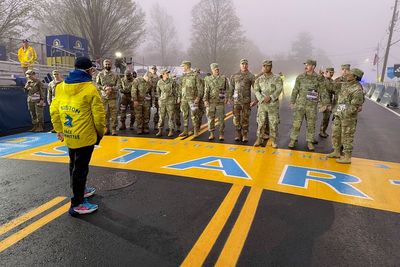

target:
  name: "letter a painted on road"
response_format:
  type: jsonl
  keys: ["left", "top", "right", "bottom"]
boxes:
{"left": 166, "top": 156, "right": 251, "bottom": 179}
{"left": 279, "top": 165, "right": 370, "bottom": 199}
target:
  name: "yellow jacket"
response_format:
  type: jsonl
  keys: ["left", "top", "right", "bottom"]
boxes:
{"left": 17, "top": 46, "right": 37, "bottom": 67}
{"left": 50, "top": 70, "right": 106, "bottom": 149}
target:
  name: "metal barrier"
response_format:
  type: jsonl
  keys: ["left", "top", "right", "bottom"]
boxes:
{"left": 366, "top": 82, "right": 399, "bottom": 108}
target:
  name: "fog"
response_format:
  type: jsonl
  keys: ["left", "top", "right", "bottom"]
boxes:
{"left": 137, "top": 0, "right": 400, "bottom": 81}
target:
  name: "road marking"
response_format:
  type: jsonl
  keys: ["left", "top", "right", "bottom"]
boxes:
{"left": 0, "top": 196, "right": 66, "bottom": 236}
{"left": 367, "top": 98, "right": 400, "bottom": 118}
{"left": 0, "top": 203, "right": 69, "bottom": 253}
{"left": 215, "top": 187, "right": 263, "bottom": 267}
{"left": 181, "top": 184, "right": 244, "bottom": 267}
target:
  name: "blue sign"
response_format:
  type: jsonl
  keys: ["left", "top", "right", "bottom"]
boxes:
{"left": 0, "top": 132, "right": 58, "bottom": 157}
{"left": 387, "top": 67, "right": 395, "bottom": 79}
{"left": 0, "top": 45, "right": 6, "bottom": 61}
{"left": 46, "top": 35, "right": 89, "bottom": 57}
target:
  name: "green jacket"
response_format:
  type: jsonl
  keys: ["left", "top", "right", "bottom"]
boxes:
{"left": 254, "top": 73, "right": 283, "bottom": 107}
{"left": 204, "top": 75, "right": 229, "bottom": 104}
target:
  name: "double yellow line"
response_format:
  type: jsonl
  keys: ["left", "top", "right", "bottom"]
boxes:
{"left": 0, "top": 196, "right": 69, "bottom": 253}
{"left": 181, "top": 185, "right": 262, "bottom": 267}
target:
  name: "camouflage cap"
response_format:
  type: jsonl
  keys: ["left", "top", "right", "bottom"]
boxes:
{"left": 210, "top": 63, "right": 219, "bottom": 70}
{"left": 150, "top": 65, "right": 157, "bottom": 70}
{"left": 304, "top": 59, "right": 317, "bottom": 66}
{"left": 180, "top": 61, "right": 191, "bottom": 67}
{"left": 262, "top": 60, "right": 272, "bottom": 66}
{"left": 341, "top": 64, "right": 351, "bottom": 70}
{"left": 350, "top": 68, "right": 364, "bottom": 79}
{"left": 25, "top": 69, "right": 35, "bottom": 75}
{"left": 160, "top": 68, "right": 170, "bottom": 75}
{"left": 52, "top": 69, "right": 60, "bottom": 75}
{"left": 240, "top": 59, "right": 248, "bottom": 64}
{"left": 103, "top": 59, "right": 112, "bottom": 64}
{"left": 326, "top": 67, "right": 334, "bottom": 72}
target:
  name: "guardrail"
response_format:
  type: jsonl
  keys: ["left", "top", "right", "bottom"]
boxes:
{"left": 364, "top": 82, "right": 399, "bottom": 108}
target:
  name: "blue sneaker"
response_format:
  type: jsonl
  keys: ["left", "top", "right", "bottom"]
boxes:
{"left": 72, "top": 200, "right": 98, "bottom": 215}
{"left": 84, "top": 186, "right": 96, "bottom": 198}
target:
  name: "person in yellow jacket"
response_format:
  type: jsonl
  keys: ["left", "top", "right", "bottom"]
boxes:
{"left": 50, "top": 57, "right": 106, "bottom": 216}
{"left": 17, "top": 39, "right": 37, "bottom": 74}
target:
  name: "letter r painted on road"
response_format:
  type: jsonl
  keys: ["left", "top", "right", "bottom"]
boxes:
{"left": 279, "top": 165, "right": 370, "bottom": 199}
{"left": 165, "top": 156, "right": 251, "bottom": 180}
{"left": 110, "top": 148, "right": 168, "bottom": 163}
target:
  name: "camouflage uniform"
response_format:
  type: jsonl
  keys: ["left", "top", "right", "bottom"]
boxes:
{"left": 173, "top": 76, "right": 182, "bottom": 131}
{"left": 24, "top": 73, "right": 45, "bottom": 131}
{"left": 254, "top": 70, "right": 283, "bottom": 146}
{"left": 120, "top": 75, "right": 135, "bottom": 130}
{"left": 179, "top": 68, "right": 203, "bottom": 136}
{"left": 289, "top": 68, "right": 328, "bottom": 147}
{"left": 157, "top": 75, "right": 178, "bottom": 136}
{"left": 194, "top": 69, "right": 205, "bottom": 132}
{"left": 96, "top": 69, "right": 121, "bottom": 134}
{"left": 47, "top": 80, "right": 62, "bottom": 106}
{"left": 253, "top": 72, "right": 270, "bottom": 139}
{"left": 147, "top": 69, "right": 160, "bottom": 129}
{"left": 328, "top": 68, "right": 365, "bottom": 163}
{"left": 132, "top": 77, "right": 152, "bottom": 134}
{"left": 319, "top": 72, "right": 336, "bottom": 137}
{"left": 203, "top": 69, "right": 228, "bottom": 139}
{"left": 229, "top": 69, "right": 255, "bottom": 141}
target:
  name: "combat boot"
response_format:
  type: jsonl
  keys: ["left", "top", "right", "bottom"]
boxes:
{"left": 307, "top": 142, "right": 315, "bottom": 151}
{"left": 288, "top": 139, "right": 296, "bottom": 149}
{"left": 319, "top": 131, "right": 328, "bottom": 138}
{"left": 111, "top": 129, "right": 118, "bottom": 136}
{"left": 270, "top": 138, "right": 278, "bottom": 148}
{"left": 167, "top": 129, "right": 174, "bottom": 137}
{"left": 219, "top": 133, "right": 224, "bottom": 141}
{"left": 262, "top": 133, "right": 269, "bottom": 140}
{"left": 336, "top": 153, "right": 351, "bottom": 164}
{"left": 179, "top": 127, "right": 188, "bottom": 137}
{"left": 29, "top": 123, "right": 38, "bottom": 132}
{"left": 156, "top": 129, "right": 162, "bottom": 137}
{"left": 209, "top": 131, "right": 215, "bottom": 140}
{"left": 234, "top": 130, "right": 241, "bottom": 141}
{"left": 35, "top": 123, "right": 44, "bottom": 132}
{"left": 254, "top": 137, "right": 263, "bottom": 147}
{"left": 242, "top": 131, "right": 248, "bottom": 142}
{"left": 119, "top": 123, "right": 126, "bottom": 130}
{"left": 136, "top": 128, "right": 143, "bottom": 134}
{"left": 327, "top": 149, "right": 341, "bottom": 158}
{"left": 193, "top": 128, "right": 199, "bottom": 137}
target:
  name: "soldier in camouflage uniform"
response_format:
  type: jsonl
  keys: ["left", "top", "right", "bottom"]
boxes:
{"left": 334, "top": 64, "right": 350, "bottom": 91}
{"left": 203, "top": 63, "right": 229, "bottom": 141}
{"left": 253, "top": 60, "right": 283, "bottom": 148}
{"left": 156, "top": 69, "right": 178, "bottom": 137}
{"left": 319, "top": 67, "right": 336, "bottom": 138}
{"left": 194, "top": 68, "right": 205, "bottom": 133}
{"left": 252, "top": 71, "right": 270, "bottom": 140}
{"left": 327, "top": 68, "right": 365, "bottom": 164}
{"left": 288, "top": 59, "right": 328, "bottom": 151}
{"left": 119, "top": 70, "right": 136, "bottom": 130}
{"left": 172, "top": 73, "right": 182, "bottom": 132}
{"left": 178, "top": 61, "right": 203, "bottom": 137}
{"left": 132, "top": 73, "right": 152, "bottom": 134}
{"left": 47, "top": 70, "right": 64, "bottom": 132}
{"left": 147, "top": 65, "right": 160, "bottom": 131}
{"left": 25, "top": 70, "right": 46, "bottom": 132}
{"left": 229, "top": 59, "right": 255, "bottom": 142}
{"left": 96, "top": 59, "right": 121, "bottom": 135}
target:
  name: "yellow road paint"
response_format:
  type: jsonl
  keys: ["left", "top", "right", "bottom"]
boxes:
{"left": 181, "top": 184, "right": 243, "bottom": 267}
{"left": 215, "top": 187, "right": 262, "bottom": 267}
{"left": 0, "top": 203, "right": 69, "bottom": 253}
{"left": 6, "top": 135, "right": 400, "bottom": 214}
{"left": 0, "top": 196, "right": 66, "bottom": 236}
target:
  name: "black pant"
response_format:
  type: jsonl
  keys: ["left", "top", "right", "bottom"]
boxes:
{"left": 69, "top": 145, "right": 94, "bottom": 206}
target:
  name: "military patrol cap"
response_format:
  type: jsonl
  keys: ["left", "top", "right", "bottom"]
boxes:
{"left": 350, "top": 68, "right": 364, "bottom": 79}
{"left": 52, "top": 69, "right": 60, "bottom": 75}
{"left": 210, "top": 63, "right": 219, "bottom": 70}
{"left": 341, "top": 64, "right": 351, "bottom": 70}
{"left": 304, "top": 59, "right": 317, "bottom": 66}
{"left": 180, "top": 61, "right": 191, "bottom": 67}
{"left": 150, "top": 65, "right": 157, "bottom": 70}
{"left": 262, "top": 60, "right": 272, "bottom": 66}
{"left": 326, "top": 67, "right": 334, "bottom": 72}
{"left": 160, "top": 68, "right": 170, "bottom": 75}
{"left": 25, "top": 69, "right": 35, "bottom": 75}
{"left": 75, "top": 57, "right": 95, "bottom": 69}
{"left": 240, "top": 59, "right": 248, "bottom": 64}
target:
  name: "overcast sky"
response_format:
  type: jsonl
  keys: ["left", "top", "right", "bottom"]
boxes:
{"left": 137, "top": 0, "right": 400, "bottom": 81}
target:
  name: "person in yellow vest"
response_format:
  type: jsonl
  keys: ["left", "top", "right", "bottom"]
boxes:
{"left": 17, "top": 39, "right": 37, "bottom": 74}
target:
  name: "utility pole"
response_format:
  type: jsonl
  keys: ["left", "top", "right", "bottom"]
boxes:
{"left": 380, "top": 0, "right": 398, "bottom": 82}
{"left": 376, "top": 43, "right": 380, "bottom": 82}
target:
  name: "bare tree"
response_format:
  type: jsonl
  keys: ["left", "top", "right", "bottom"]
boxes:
{"left": 38, "top": 0, "right": 145, "bottom": 59}
{"left": 147, "top": 3, "right": 178, "bottom": 66}
{"left": 0, "top": 0, "right": 33, "bottom": 42}
{"left": 289, "top": 32, "right": 314, "bottom": 62}
{"left": 188, "top": 0, "right": 245, "bottom": 74}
